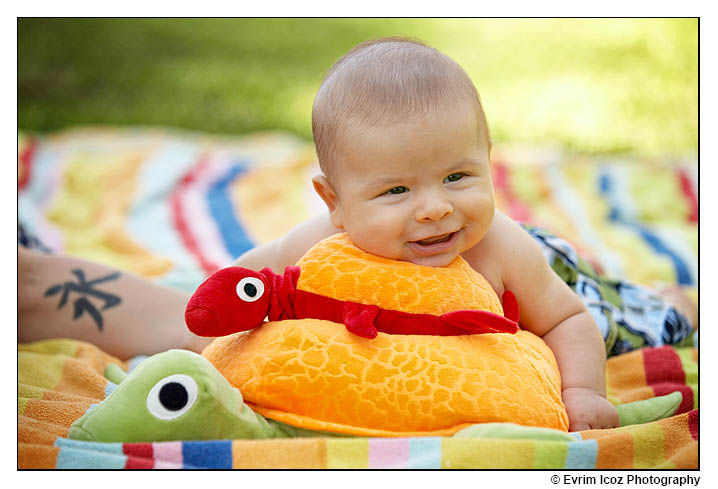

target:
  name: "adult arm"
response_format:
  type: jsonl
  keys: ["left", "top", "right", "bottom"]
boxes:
{"left": 18, "top": 246, "right": 212, "bottom": 360}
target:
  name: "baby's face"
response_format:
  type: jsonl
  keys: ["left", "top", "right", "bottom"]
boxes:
{"left": 323, "top": 106, "right": 495, "bottom": 267}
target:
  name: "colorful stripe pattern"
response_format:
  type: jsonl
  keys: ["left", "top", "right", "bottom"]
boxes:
{"left": 17, "top": 129, "right": 316, "bottom": 292}
{"left": 491, "top": 147, "right": 697, "bottom": 288}
{"left": 598, "top": 168, "right": 693, "bottom": 285}
{"left": 50, "top": 410, "right": 697, "bottom": 469}
{"left": 607, "top": 345, "right": 698, "bottom": 414}
{"left": 17, "top": 129, "right": 697, "bottom": 292}
{"left": 19, "top": 338, "right": 697, "bottom": 469}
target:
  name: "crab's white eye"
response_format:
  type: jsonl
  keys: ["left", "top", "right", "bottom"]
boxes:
{"left": 146, "top": 374, "right": 198, "bottom": 420}
{"left": 236, "top": 277, "right": 265, "bottom": 302}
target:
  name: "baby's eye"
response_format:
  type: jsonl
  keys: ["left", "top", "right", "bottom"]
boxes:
{"left": 444, "top": 173, "right": 465, "bottom": 183}
{"left": 386, "top": 186, "right": 408, "bottom": 195}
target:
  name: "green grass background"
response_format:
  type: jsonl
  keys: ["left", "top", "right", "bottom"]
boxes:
{"left": 18, "top": 18, "right": 697, "bottom": 156}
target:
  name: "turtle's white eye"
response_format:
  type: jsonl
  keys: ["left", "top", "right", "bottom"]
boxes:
{"left": 146, "top": 374, "right": 198, "bottom": 420}
{"left": 236, "top": 277, "right": 265, "bottom": 302}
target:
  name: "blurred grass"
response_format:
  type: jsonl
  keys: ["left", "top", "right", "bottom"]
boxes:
{"left": 18, "top": 18, "right": 697, "bottom": 155}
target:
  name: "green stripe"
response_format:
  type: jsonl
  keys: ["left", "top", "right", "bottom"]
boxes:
{"left": 533, "top": 441, "right": 568, "bottom": 468}
{"left": 675, "top": 347, "right": 698, "bottom": 409}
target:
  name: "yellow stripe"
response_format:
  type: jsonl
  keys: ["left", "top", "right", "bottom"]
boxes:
{"left": 45, "top": 152, "right": 172, "bottom": 277}
{"left": 19, "top": 338, "right": 79, "bottom": 356}
{"left": 231, "top": 146, "right": 316, "bottom": 245}
{"left": 18, "top": 351, "right": 66, "bottom": 391}
{"left": 630, "top": 165, "right": 690, "bottom": 224}
{"left": 18, "top": 383, "right": 47, "bottom": 401}
{"left": 18, "top": 397, "right": 29, "bottom": 416}
{"left": 442, "top": 439, "right": 535, "bottom": 469}
{"left": 560, "top": 162, "right": 677, "bottom": 285}
{"left": 630, "top": 422, "right": 666, "bottom": 468}
{"left": 326, "top": 439, "right": 369, "bottom": 469}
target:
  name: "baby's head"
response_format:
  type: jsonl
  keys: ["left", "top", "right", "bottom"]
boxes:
{"left": 312, "top": 37, "right": 496, "bottom": 267}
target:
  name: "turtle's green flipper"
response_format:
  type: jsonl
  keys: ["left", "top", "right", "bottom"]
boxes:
{"left": 453, "top": 423, "right": 575, "bottom": 441}
{"left": 104, "top": 363, "right": 128, "bottom": 385}
{"left": 454, "top": 392, "right": 684, "bottom": 440}
{"left": 616, "top": 392, "right": 683, "bottom": 426}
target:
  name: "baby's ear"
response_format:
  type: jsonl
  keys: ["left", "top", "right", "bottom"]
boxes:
{"left": 312, "top": 175, "right": 344, "bottom": 229}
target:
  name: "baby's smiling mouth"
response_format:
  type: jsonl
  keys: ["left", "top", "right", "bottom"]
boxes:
{"left": 413, "top": 232, "right": 455, "bottom": 246}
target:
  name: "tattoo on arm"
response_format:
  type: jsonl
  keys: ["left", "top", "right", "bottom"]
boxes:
{"left": 44, "top": 269, "right": 122, "bottom": 331}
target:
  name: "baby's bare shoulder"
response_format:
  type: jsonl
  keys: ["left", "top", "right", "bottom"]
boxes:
{"left": 465, "top": 211, "right": 528, "bottom": 259}
{"left": 462, "top": 212, "right": 547, "bottom": 286}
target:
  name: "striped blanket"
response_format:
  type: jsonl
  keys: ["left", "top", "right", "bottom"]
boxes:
{"left": 17, "top": 127, "right": 698, "bottom": 469}
{"left": 19, "top": 339, "right": 697, "bottom": 469}
{"left": 17, "top": 128, "right": 697, "bottom": 292}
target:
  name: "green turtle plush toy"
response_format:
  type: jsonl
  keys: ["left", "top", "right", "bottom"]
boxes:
{"left": 68, "top": 349, "right": 683, "bottom": 443}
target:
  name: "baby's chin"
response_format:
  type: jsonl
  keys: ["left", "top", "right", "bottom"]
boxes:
{"left": 403, "top": 253, "right": 458, "bottom": 268}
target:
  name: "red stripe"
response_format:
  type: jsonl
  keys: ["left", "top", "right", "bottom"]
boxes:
{"left": 651, "top": 383, "right": 694, "bottom": 414}
{"left": 677, "top": 168, "right": 698, "bottom": 223}
{"left": 123, "top": 443, "right": 154, "bottom": 459}
{"left": 123, "top": 443, "right": 155, "bottom": 469}
{"left": 170, "top": 154, "right": 221, "bottom": 275}
{"left": 643, "top": 346, "right": 692, "bottom": 413}
{"left": 18, "top": 137, "right": 37, "bottom": 190}
{"left": 643, "top": 346, "right": 686, "bottom": 385}
{"left": 492, "top": 159, "right": 533, "bottom": 223}
{"left": 125, "top": 455, "right": 155, "bottom": 469}
{"left": 687, "top": 409, "right": 698, "bottom": 440}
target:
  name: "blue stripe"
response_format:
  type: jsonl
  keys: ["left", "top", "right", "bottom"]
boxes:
{"left": 408, "top": 437, "right": 442, "bottom": 469}
{"left": 55, "top": 439, "right": 126, "bottom": 469}
{"left": 206, "top": 162, "right": 255, "bottom": 259}
{"left": 128, "top": 143, "right": 208, "bottom": 293}
{"left": 182, "top": 440, "right": 233, "bottom": 469}
{"left": 564, "top": 439, "right": 598, "bottom": 469}
{"left": 599, "top": 170, "right": 693, "bottom": 285}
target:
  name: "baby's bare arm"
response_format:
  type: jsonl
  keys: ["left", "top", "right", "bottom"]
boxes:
{"left": 486, "top": 214, "right": 619, "bottom": 431}
{"left": 234, "top": 213, "right": 341, "bottom": 271}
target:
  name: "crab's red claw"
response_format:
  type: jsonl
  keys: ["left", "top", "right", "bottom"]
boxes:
{"left": 185, "top": 267, "right": 272, "bottom": 337}
{"left": 501, "top": 290, "right": 520, "bottom": 323}
{"left": 343, "top": 302, "right": 380, "bottom": 339}
{"left": 439, "top": 310, "right": 519, "bottom": 335}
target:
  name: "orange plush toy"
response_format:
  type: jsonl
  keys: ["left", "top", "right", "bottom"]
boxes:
{"left": 190, "top": 233, "right": 569, "bottom": 437}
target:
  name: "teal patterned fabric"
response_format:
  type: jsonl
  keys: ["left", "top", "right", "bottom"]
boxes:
{"left": 523, "top": 224, "right": 696, "bottom": 356}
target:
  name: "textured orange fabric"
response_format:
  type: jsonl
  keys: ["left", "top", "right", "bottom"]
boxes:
{"left": 203, "top": 320, "right": 569, "bottom": 436}
{"left": 203, "top": 233, "right": 568, "bottom": 435}
{"left": 296, "top": 233, "right": 504, "bottom": 316}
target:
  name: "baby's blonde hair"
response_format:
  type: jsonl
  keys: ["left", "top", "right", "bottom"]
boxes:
{"left": 312, "top": 36, "right": 490, "bottom": 183}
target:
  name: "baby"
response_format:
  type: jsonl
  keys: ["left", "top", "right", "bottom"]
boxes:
{"left": 236, "top": 37, "right": 621, "bottom": 431}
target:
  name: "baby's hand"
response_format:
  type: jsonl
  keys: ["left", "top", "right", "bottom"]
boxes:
{"left": 562, "top": 387, "right": 620, "bottom": 432}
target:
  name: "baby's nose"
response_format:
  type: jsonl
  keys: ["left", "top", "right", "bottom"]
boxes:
{"left": 416, "top": 194, "right": 453, "bottom": 222}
